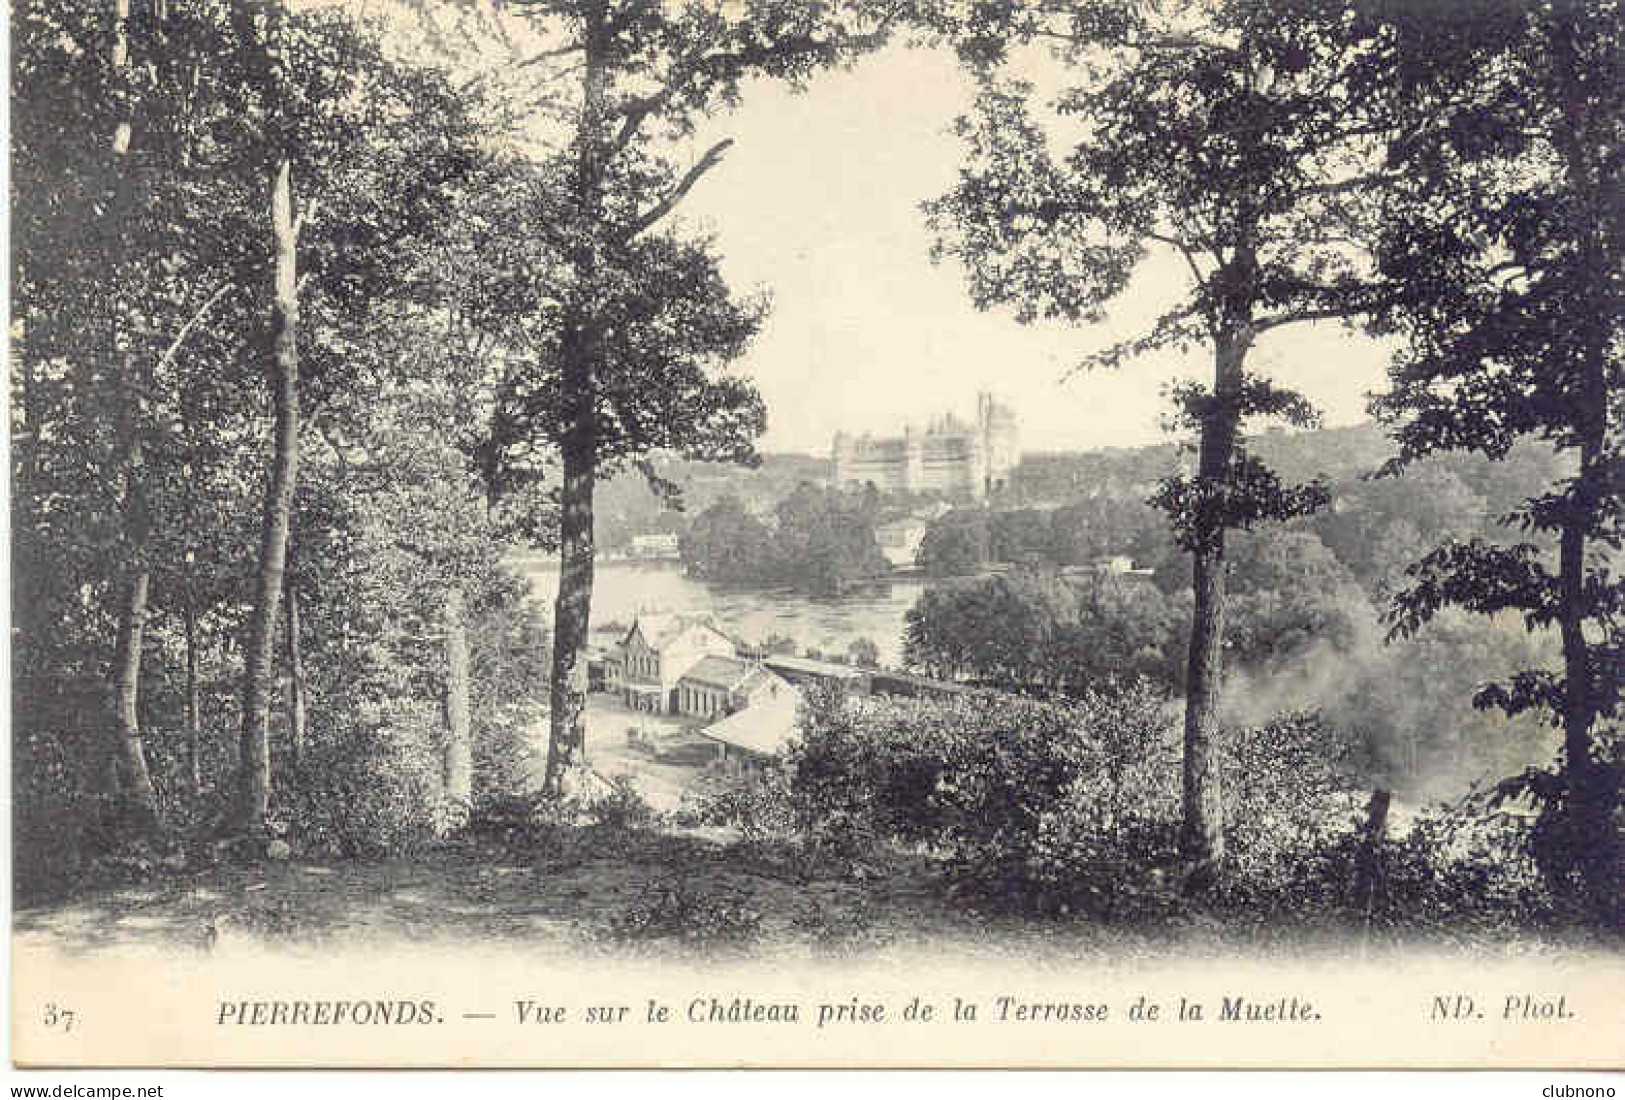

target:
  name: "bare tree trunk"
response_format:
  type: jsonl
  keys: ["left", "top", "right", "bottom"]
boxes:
{"left": 1182, "top": 542, "right": 1227, "bottom": 868}
{"left": 108, "top": 353, "right": 161, "bottom": 840}
{"left": 96, "top": 0, "right": 166, "bottom": 845}
{"left": 1548, "top": 10, "right": 1620, "bottom": 926}
{"left": 1555, "top": 435, "right": 1616, "bottom": 923}
{"left": 1179, "top": 326, "right": 1248, "bottom": 882}
{"left": 233, "top": 157, "right": 300, "bottom": 833}
{"left": 1351, "top": 788, "right": 1391, "bottom": 911}
{"left": 282, "top": 548, "right": 306, "bottom": 769}
{"left": 542, "top": 14, "right": 607, "bottom": 799}
{"left": 111, "top": 567, "right": 163, "bottom": 839}
{"left": 442, "top": 586, "right": 472, "bottom": 808}
{"left": 544, "top": 395, "right": 596, "bottom": 797}
{"left": 184, "top": 598, "right": 202, "bottom": 796}
{"left": 220, "top": 634, "right": 239, "bottom": 775}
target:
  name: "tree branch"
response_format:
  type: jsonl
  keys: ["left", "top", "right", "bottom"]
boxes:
{"left": 156, "top": 283, "right": 233, "bottom": 374}
{"left": 1299, "top": 171, "right": 1403, "bottom": 198}
{"left": 1254, "top": 296, "right": 1391, "bottom": 333}
{"left": 514, "top": 41, "right": 583, "bottom": 69}
{"left": 624, "top": 138, "right": 735, "bottom": 239}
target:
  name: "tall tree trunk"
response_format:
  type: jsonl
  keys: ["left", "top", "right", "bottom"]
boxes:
{"left": 233, "top": 157, "right": 300, "bottom": 833}
{"left": 1182, "top": 537, "right": 1227, "bottom": 870}
{"left": 107, "top": 376, "right": 162, "bottom": 840}
{"left": 282, "top": 545, "right": 306, "bottom": 769}
{"left": 1556, "top": 517, "right": 1599, "bottom": 798}
{"left": 542, "top": 15, "right": 607, "bottom": 799}
{"left": 543, "top": 388, "right": 596, "bottom": 796}
{"left": 1179, "top": 326, "right": 1249, "bottom": 880}
{"left": 104, "top": 0, "right": 162, "bottom": 842}
{"left": 442, "top": 586, "right": 472, "bottom": 808}
{"left": 1557, "top": 448, "right": 1619, "bottom": 925}
{"left": 1548, "top": 7, "right": 1620, "bottom": 924}
{"left": 1550, "top": 281, "right": 1613, "bottom": 922}
{"left": 184, "top": 598, "right": 202, "bottom": 796}
{"left": 111, "top": 567, "right": 163, "bottom": 839}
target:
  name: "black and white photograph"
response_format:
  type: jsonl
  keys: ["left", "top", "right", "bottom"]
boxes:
{"left": 8, "top": 0, "right": 1623, "bottom": 1073}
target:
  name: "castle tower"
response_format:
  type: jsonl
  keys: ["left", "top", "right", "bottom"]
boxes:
{"left": 903, "top": 425, "right": 925, "bottom": 492}
{"left": 831, "top": 430, "right": 849, "bottom": 487}
{"left": 977, "top": 392, "right": 1019, "bottom": 496}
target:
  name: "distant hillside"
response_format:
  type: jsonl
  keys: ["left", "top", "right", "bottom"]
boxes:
{"left": 593, "top": 452, "right": 832, "bottom": 550}
{"left": 1007, "top": 423, "right": 1400, "bottom": 505}
{"left": 586, "top": 422, "right": 1566, "bottom": 551}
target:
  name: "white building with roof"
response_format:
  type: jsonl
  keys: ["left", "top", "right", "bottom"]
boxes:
{"left": 675, "top": 655, "right": 784, "bottom": 720}
{"left": 618, "top": 613, "right": 737, "bottom": 714}
{"left": 700, "top": 677, "right": 804, "bottom": 766}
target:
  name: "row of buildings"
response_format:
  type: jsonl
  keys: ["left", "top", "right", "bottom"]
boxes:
{"left": 587, "top": 612, "right": 981, "bottom": 766}
{"left": 596, "top": 614, "right": 807, "bottom": 765}
{"left": 590, "top": 613, "right": 885, "bottom": 765}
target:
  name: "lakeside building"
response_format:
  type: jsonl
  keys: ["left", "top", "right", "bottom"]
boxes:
{"left": 595, "top": 614, "right": 986, "bottom": 764}
{"left": 676, "top": 655, "right": 784, "bottom": 721}
{"left": 700, "top": 678, "right": 804, "bottom": 768}
{"left": 629, "top": 532, "right": 681, "bottom": 560}
{"left": 831, "top": 392, "right": 1019, "bottom": 499}
{"left": 619, "top": 614, "right": 737, "bottom": 714}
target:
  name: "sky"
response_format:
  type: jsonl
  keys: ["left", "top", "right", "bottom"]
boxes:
{"left": 670, "top": 42, "right": 1395, "bottom": 457}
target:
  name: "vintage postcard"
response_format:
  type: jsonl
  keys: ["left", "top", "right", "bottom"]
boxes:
{"left": 10, "top": 0, "right": 1622, "bottom": 1071}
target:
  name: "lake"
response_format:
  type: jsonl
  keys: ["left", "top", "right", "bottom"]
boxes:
{"left": 517, "top": 559, "right": 931, "bottom": 667}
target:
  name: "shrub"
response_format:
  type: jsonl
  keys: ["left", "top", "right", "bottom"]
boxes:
{"left": 684, "top": 766, "right": 798, "bottom": 844}
{"left": 468, "top": 598, "right": 550, "bottom": 817}
{"left": 787, "top": 686, "right": 1554, "bottom": 935}
{"left": 603, "top": 880, "right": 763, "bottom": 945}
{"left": 267, "top": 589, "right": 546, "bottom": 860}
{"left": 925, "top": 681, "right": 1178, "bottom": 915}
{"left": 1370, "top": 793, "right": 1558, "bottom": 938}
{"left": 468, "top": 700, "right": 542, "bottom": 821}
{"left": 587, "top": 775, "right": 659, "bottom": 831}
{"left": 786, "top": 684, "right": 961, "bottom": 847}
{"left": 1213, "top": 712, "right": 1367, "bottom": 914}
{"left": 278, "top": 700, "right": 445, "bottom": 858}
{"left": 793, "top": 895, "right": 895, "bottom": 954}
{"left": 788, "top": 679, "right": 1181, "bottom": 914}
{"left": 13, "top": 721, "right": 102, "bottom": 904}
{"left": 771, "top": 677, "right": 1560, "bottom": 937}
{"left": 467, "top": 789, "right": 560, "bottom": 841}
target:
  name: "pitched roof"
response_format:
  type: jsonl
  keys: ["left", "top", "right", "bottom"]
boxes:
{"left": 735, "top": 666, "right": 785, "bottom": 697}
{"left": 625, "top": 613, "right": 731, "bottom": 652}
{"left": 625, "top": 612, "right": 679, "bottom": 648}
{"left": 762, "top": 654, "right": 868, "bottom": 680}
{"left": 700, "top": 683, "right": 803, "bottom": 758}
{"left": 678, "top": 654, "right": 759, "bottom": 691}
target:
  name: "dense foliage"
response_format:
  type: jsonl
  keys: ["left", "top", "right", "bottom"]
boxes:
{"left": 10, "top": 0, "right": 1616, "bottom": 948}
{"left": 703, "top": 687, "right": 1560, "bottom": 935}
{"left": 1363, "top": 0, "right": 1623, "bottom": 927}
{"left": 904, "top": 570, "right": 1185, "bottom": 693}
{"left": 10, "top": 0, "right": 547, "bottom": 897}
{"left": 681, "top": 484, "right": 893, "bottom": 595}
{"left": 927, "top": 0, "right": 1416, "bottom": 871}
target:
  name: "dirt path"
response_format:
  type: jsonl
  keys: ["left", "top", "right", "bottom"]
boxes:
{"left": 545, "top": 694, "right": 717, "bottom": 811}
{"left": 11, "top": 828, "right": 1009, "bottom": 963}
{"left": 17, "top": 816, "right": 1575, "bottom": 967}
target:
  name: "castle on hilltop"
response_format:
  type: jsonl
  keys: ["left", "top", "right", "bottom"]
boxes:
{"left": 831, "top": 393, "right": 1019, "bottom": 499}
